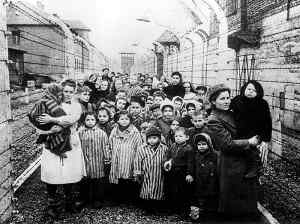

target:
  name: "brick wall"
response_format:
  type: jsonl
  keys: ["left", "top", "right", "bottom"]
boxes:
{"left": 0, "top": 0, "right": 13, "bottom": 222}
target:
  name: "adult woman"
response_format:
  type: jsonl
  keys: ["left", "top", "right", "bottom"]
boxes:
{"left": 37, "top": 79, "right": 85, "bottom": 217}
{"left": 183, "top": 81, "right": 197, "bottom": 101}
{"left": 205, "top": 84, "right": 260, "bottom": 218}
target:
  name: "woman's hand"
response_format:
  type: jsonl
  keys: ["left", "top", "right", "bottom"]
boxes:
{"left": 37, "top": 114, "right": 55, "bottom": 125}
{"left": 50, "top": 125, "right": 63, "bottom": 133}
{"left": 259, "top": 141, "right": 269, "bottom": 167}
{"left": 248, "top": 135, "right": 259, "bottom": 146}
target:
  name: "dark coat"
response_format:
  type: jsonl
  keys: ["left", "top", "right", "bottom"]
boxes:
{"left": 230, "top": 95, "right": 272, "bottom": 141}
{"left": 205, "top": 109, "right": 259, "bottom": 215}
{"left": 163, "top": 84, "right": 185, "bottom": 99}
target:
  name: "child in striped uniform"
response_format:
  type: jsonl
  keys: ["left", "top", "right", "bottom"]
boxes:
{"left": 134, "top": 126, "right": 168, "bottom": 215}
{"left": 109, "top": 110, "right": 143, "bottom": 203}
{"left": 78, "top": 112, "right": 110, "bottom": 209}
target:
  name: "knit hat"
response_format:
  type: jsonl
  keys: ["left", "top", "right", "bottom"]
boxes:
{"left": 146, "top": 126, "right": 161, "bottom": 138}
{"left": 160, "top": 100, "right": 174, "bottom": 112}
{"left": 193, "top": 133, "right": 214, "bottom": 151}
{"left": 207, "top": 84, "right": 230, "bottom": 102}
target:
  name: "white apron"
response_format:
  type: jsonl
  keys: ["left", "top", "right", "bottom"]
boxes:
{"left": 41, "top": 101, "right": 86, "bottom": 184}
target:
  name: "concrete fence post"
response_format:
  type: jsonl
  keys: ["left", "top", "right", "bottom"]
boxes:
{"left": 0, "top": 0, "right": 13, "bottom": 222}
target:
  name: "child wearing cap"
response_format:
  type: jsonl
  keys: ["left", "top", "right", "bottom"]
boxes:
{"left": 134, "top": 126, "right": 168, "bottom": 215}
{"left": 129, "top": 96, "right": 146, "bottom": 131}
{"left": 190, "top": 133, "right": 219, "bottom": 220}
{"left": 77, "top": 85, "right": 95, "bottom": 127}
{"left": 153, "top": 102, "right": 175, "bottom": 139}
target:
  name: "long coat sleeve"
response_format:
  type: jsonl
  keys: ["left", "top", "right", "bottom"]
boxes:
{"left": 205, "top": 109, "right": 259, "bottom": 215}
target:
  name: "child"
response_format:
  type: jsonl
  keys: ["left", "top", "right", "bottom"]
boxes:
{"left": 163, "top": 71, "right": 185, "bottom": 99}
{"left": 28, "top": 83, "right": 71, "bottom": 158}
{"left": 140, "top": 121, "right": 151, "bottom": 143}
{"left": 78, "top": 112, "right": 110, "bottom": 208}
{"left": 115, "top": 97, "right": 129, "bottom": 112}
{"left": 180, "top": 102, "right": 196, "bottom": 129}
{"left": 109, "top": 110, "right": 143, "bottom": 203}
{"left": 148, "top": 103, "right": 162, "bottom": 121}
{"left": 165, "top": 117, "right": 181, "bottom": 147}
{"left": 190, "top": 133, "right": 219, "bottom": 220}
{"left": 153, "top": 91, "right": 166, "bottom": 105}
{"left": 172, "top": 96, "right": 184, "bottom": 117}
{"left": 188, "top": 110, "right": 207, "bottom": 141}
{"left": 163, "top": 127, "right": 194, "bottom": 216}
{"left": 129, "top": 96, "right": 146, "bottom": 131}
{"left": 134, "top": 126, "right": 168, "bottom": 214}
{"left": 77, "top": 85, "right": 94, "bottom": 127}
{"left": 230, "top": 80, "right": 272, "bottom": 178}
{"left": 154, "top": 101, "right": 175, "bottom": 139}
{"left": 97, "top": 107, "right": 114, "bottom": 136}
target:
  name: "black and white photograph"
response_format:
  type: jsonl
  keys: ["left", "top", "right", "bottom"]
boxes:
{"left": 0, "top": 0, "right": 299, "bottom": 223}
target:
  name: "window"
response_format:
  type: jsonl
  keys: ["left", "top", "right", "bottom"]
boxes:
{"left": 12, "top": 30, "right": 20, "bottom": 45}
{"left": 227, "top": 0, "right": 238, "bottom": 16}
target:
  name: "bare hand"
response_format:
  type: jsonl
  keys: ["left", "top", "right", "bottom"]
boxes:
{"left": 164, "top": 160, "right": 172, "bottom": 172}
{"left": 37, "top": 114, "right": 54, "bottom": 125}
{"left": 248, "top": 135, "right": 259, "bottom": 146}
{"left": 259, "top": 141, "right": 269, "bottom": 167}
{"left": 186, "top": 175, "right": 194, "bottom": 183}
{"left": 50, "top": 125, "right": 62, "bottom": 133}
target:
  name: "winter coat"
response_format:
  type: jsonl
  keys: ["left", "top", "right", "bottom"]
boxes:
{"left": 205, "top": 109, "right": 259, "bottom": 215}
{"left": 193, "top": 133, "right": 218, "bottom": 198}
{"left": 230, "top": 95, "right": 272, "bottom": 142}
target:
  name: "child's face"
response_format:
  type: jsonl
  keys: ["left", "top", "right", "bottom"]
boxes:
{"left": 175, "top": 130, "right": 188, "bottom": 144}
{"left": 147, "top": 136, "right": 160, "bottom": 146}
{"left": 187, "top": 106, "right": 196, "bottom": 116}
{"left": 244, "top": 83, "right": 257, "bottom": 98}
{"left": 115, "top": 80, "right": 123, "bottom": 90}
{"left": 130, "top": 102, "right": 142, "bottom": 116}
{"left": 153, "top": 108, "right": 161, "bottom": 117}
{"left": 174, "top": 100, "right": 183, "bottom": 110}
{"left": 141, "top": 122, "right": 150, "bottom": 134}
{"left": 172, "top": 75, "right": 181, "bottom": 85}
{"left": 79, "top": 92, "right": 90, "bottom": 103}
{"left": 154, "top": 96, "right": 163, "bottom": 105}
{"left": 85, "top": 115, "right": 97, "bottom": 128}
{"left": 146, "top": 98, "right": 153, "bottom": 107}
{"left": 184, "top": 83, "right": 191, "bottom": 93}
{"left": 100, "top": 80, "right": 109, "bottom": 91}
{"left": 170, "top": 120, "right": 180, "bottom": 130}
{"left": 116, "top": 91, "right": 126, "bottom": 99}
{"left": 124, "top": 82, "right": 130, "bottom": 89}
{"left": 116, "top": 99, "right": 127, "bottom": 110}
{"left": 118, "top": 114, "right": 130, "bottom": 127}
{"left": 98, "top": 110, "right": 109, "bottom": 124}
{"left": 192, "top": 115, "right": 205, "bottom": 128}
{"left": 162, "top": 107, "right": 174, "bottom": 120}
{"left": 197, "top": 141, "right": 209, "bottom": 153}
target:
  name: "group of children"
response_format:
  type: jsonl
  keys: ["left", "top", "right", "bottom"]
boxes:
{"left": 32, "top": 70, "right": 271, "bottom": 221}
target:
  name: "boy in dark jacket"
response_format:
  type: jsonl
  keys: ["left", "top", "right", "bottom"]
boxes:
{"left": 154, "top": 101, "right": 175, "bottom": 139}
{"left": 129, "top": 96, "right": 146, "bottom": 131}
{"left": 188, "top": 110, "right": 207, "bottom": 141}
{"left": 190, "top": 133, "right": 219, "bottom": 220}
{"left": 163, "top": 127, "right": 194, "bottom": 216}
{"left": 230, "top": 80, "right": 272, "bottom": 178}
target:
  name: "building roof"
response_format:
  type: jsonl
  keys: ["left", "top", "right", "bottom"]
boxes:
{"left": 63, "top": 20, "right": 91, "bottom": 31}
{"left": 7, "top": 1, "right": 53, "bottom": 25}
{"left": 156, "top": 30, "right": 180, "bottom": 45}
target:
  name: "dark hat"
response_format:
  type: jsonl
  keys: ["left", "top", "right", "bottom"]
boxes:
{"left": 130, "top": 96, "right": 145, "bottom": 107}
{"left": 149, "top": 103, "right": 160, "bottom": 111}
{"left": 146, "top": 126, "right": 161, "bottom": 138}
{"left": 207, "top": 84, "right": 230, "bottom": 102}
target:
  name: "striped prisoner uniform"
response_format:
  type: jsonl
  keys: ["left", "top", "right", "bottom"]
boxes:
{"left": 78, "top": 126, "right": 110, "bottom": 178}
{"left": 134, "top": 143, "right": 168, "bottom": 200}
{"left": 109, "top": 124, "right": 143, "bottom": 184}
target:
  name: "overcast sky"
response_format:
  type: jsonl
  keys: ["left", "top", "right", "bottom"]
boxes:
{"left": 24, "top": 0, "right": 206, "bottom": 62}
